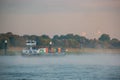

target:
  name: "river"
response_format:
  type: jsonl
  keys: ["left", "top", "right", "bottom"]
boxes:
{"left": 0, "top": 53, "right": 120, "bottom": 80}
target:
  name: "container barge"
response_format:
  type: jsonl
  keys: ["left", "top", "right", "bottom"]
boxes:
{"left": 22, "top": 40, "right": 66, "bottom": 56}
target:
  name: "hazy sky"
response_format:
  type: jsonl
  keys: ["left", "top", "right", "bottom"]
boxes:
{"left": 0, "top": 0, "right": 120, "bottom": 39}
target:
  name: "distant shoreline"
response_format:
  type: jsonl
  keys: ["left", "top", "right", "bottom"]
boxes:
{"left": 66, "top": 48, "right": 120, "bottom": 54}
{"left": 0, "top": 47, "right": 120, "bottom": 55}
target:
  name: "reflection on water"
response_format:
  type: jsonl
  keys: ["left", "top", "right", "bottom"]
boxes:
{"left": 0, "top": 53, "right": 120, "bottom": 80}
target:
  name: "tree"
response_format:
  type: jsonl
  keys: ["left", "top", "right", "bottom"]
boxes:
{"left": 39, "top": 35, "right": 51, "bottom": 47}
{"left": 110, "top": 38, "right": 120, "bottom": 48}
{"left": 0, "top": 32, "right": 120, "bottom": 49}
{"left": 53, "top": 35, "right": 59, "bottom": 40}
{"left": 99, "top": 34, "right": 110, "bottom": 42}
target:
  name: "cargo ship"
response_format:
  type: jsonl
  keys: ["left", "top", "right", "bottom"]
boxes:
{"left": 22, "top": 40, "right": 66, "bottom": 56}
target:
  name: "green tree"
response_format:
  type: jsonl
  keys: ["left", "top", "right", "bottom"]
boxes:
{"left": 110, "top": 38, "right": 120, "bottom": 48}
{"left": 99, "top": 34, "right": 110, "bottom": 42}
{"left": 39, "top": 35, "right": 51, "bottom": 47}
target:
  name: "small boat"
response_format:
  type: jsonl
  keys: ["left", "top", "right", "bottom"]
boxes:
{"left": 22, "top": 40, "right": 66, "bottom": 56}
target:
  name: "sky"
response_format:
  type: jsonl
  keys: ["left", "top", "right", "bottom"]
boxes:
{"left": 0, "top": 0, "right": 120, "bottom": 39}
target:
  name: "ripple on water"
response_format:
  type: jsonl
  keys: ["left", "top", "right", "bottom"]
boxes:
{"left": 0, "top": 54, "right": 120, "bottom": 80}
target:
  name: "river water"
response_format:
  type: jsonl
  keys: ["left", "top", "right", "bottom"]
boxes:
{"left": 0, "top": 53, "right": 120, "bottom": 80}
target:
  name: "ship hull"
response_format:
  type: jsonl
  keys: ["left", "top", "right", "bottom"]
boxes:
{"left": 21, "top": 52, "right": 66, "bottom": 56}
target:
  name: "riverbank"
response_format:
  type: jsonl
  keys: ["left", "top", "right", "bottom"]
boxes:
{"left": 67, "top": 48, "right": 120, "bottom": 54}
{"left": 0, "top": 47, "right": 23, "bottom": 55}
{"left": 0, "top": 47, "right": 120, "bottom": 55}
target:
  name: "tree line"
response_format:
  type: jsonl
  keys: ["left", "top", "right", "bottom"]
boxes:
{"left": 0, "top": 32, "right": 120, "bottom": 49}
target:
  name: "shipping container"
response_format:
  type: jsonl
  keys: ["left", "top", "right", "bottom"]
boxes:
{"left": 58, "top": 48, "right": 61, "bottom": 53}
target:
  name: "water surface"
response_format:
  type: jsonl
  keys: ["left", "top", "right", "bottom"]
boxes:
{"left": 0, "top": 53, "right": 120, "bottom": 80}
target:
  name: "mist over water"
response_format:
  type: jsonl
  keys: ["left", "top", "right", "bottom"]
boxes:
{"left": 0, "top": 53, "right": 120, "bottom": 80}
{"left": 1, "top": 53, "right": 120, "bottom": 66}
